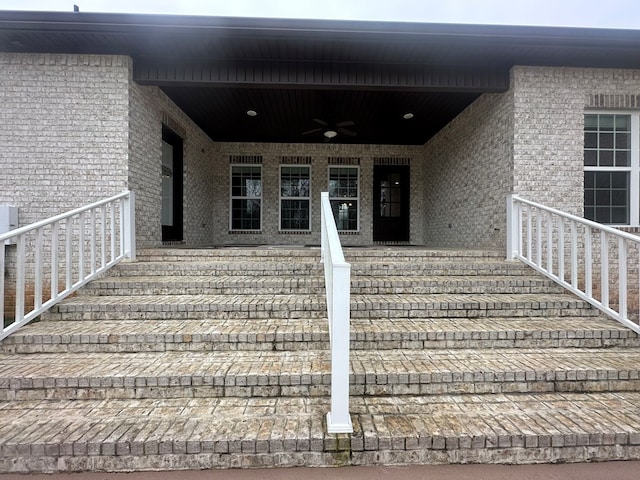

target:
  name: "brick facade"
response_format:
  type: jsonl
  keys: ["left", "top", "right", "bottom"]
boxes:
{"left": 4, "top": 53, "right": 640, "bottom": 251}
{"left": 512, "top": 66, "right": 640, "bottom": 216}
{"left": 0, "top": 53, "right": 130, "bottom": 223}
{"left": 213, "top": 143, "right": 424, "bottom": 246}
{"left": 128, "top": 82, "right": 217, "bottom": 247}
{"left": 422, "top": 90, "right": 514, "bottom": 249}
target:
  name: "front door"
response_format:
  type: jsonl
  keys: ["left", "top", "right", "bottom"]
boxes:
{"left": 373, "top": 165, "right": 410, "bottom": 242}
{"left": 161, "top": 126, "right": 184, "bottom": 242}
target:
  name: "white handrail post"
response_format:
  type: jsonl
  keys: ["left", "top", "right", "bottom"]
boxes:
{"left": 123, "top": 191, "right": 136, "bottom": 261}
{"left": 506, "top": 194, "right": 519, "bottom": 260}
{"left": 320, "top": 198, "right": 326, "bottom": 264}
{"left": 0, "top": 242, "right": 5, "bottom": 325}
{"left": 328, "top": 262, "right": 352, "bottom": 433}
{"left": 619, "top": 237, "right": 627, "bottom": 320}
{"left": 320, "top": 192, "right": 353, "bottom": 434}
{"left": 15, "top": 234, "right": 25, "bottom": 322}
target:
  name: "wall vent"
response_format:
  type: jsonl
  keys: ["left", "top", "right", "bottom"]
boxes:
{"left": 328, "top": 157, "right": 361, "bottom": 165}
{"left": 279, "top": 156, "right": 312, "bottom": 164}
{"left": 373, "top": 157, "right": 411, "bottom": 166}
{"left": 229, "top": 155, "right": 264, "bottom": 164}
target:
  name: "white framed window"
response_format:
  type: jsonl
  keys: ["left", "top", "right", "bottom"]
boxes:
{"left": 584, "top": 112, "right": 639, "bottom": 226}
{"left": 328, "top": 166, "right": 360, "bottom": 231}
{"left": 230, "top": 165, "right": 262, "bottom": 231}
{"left": 280, "top": 165, "right": 311, "bottom": 231}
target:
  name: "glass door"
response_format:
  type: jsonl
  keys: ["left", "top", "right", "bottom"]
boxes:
{"left": 373, "top": 165, "right": 410, "bottom": 242}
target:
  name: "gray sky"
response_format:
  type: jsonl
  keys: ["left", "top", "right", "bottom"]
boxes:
{"left": 0, "top": 0, "right": 639, "bottom": 29}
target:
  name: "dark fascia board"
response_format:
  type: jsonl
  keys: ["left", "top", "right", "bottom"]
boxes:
{"left": 2, "top": 10, "right": 640, "bottom": 46}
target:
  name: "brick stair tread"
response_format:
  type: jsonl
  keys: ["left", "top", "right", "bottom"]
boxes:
{"left": 4, "top": 317, "right": 633, "bottom": 343}
{"left": 115, "top": 260, "right": 529, "bottom": 270}
{"left": 137, "top": 247, "right": 503, "bottom": 259}
{"left": 85, "top": 274, "right": 558, "bottom": 288}
{"left": 51, "top": 293, "right": 593, "bottom": 310}
{"left": 1, "top": 392, "right": 640, "bottom": 469}
{"left": 2, "top": 348, "right": 640, "bottom": 384}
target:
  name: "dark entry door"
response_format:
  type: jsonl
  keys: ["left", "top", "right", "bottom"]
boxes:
{"left": 373, "top": 165, "right": 410, "bottom": 242}
{"left": 161, "top": 126, "right": 184, "bottom": 242}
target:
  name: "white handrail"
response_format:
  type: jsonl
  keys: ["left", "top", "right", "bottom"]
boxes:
{"left": 320, "top": 191, "right": 353, "bottom": 434}
{"left": 1, "top": 191, "right": 136, "bottom": 341}
{"left": 507, "top": 194, "right": 640, "bottom": 334}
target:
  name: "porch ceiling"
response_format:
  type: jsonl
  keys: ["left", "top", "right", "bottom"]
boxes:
{"left": 3, "top": 11, "right": 640, "bottom": 145}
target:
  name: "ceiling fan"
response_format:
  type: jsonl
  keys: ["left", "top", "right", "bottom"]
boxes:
{"left": 301, "top": 118, "right": 357, "bottom": 141}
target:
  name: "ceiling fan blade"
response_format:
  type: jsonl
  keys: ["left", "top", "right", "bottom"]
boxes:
{"left": 313, "top": 118, "right": 328, "bottom": 126}
{"left": 337, "top": 128, "right": 357, "bottom": 137}
{"left": 302, "top": 127, "right": 323, "bottom": 136}
{"left": 336, "top": 120, "right": 355, "bottom": 127}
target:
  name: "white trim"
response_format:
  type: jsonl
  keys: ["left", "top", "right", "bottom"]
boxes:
{"left": 584, "top": 110, "right": 638, "bottom": 226}
{"left": 327, "top": 165, "right": 360, "bottom": 232}
{"left": 631, "top": 113, "right": 640, "bottom": 225}
{"left": 279, "top": 164, "right": 312, "bottom": 232}
{"left": 229, "top": 164, "right": 263, "bottom": 232}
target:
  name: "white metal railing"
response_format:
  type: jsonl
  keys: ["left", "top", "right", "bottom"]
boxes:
{"left": 507, "top": 194, "right": 640, "bottom": 334}
{"left": 320, "top": 191, "right": 353, "bottom": 434}
{"left": 1, "top": 191, "right": 136, "bottom": 341}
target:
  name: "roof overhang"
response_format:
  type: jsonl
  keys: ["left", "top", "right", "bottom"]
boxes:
{"left": 2, "top": 11, "right": 640, "bottom": 145}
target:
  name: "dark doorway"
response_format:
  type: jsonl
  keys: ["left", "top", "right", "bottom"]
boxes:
{"left": 161, "top": 126, "right": 184, "bottom": 242}
{"left": 373, "top": 165, "right": 410, "bottom": 242}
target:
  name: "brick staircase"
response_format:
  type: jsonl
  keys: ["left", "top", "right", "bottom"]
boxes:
{"left": 1, "top": 246, "right": 640, "bottom": 473}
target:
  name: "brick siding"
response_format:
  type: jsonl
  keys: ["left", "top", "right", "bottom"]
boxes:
{"left": 0, "top": 53, "right": 130, "bottom": 223}
{"left": 422, "top": 90, "right": 514, "bottom": 249}
{"left": 212, "top": 143, "right": 424, "bottom": 246}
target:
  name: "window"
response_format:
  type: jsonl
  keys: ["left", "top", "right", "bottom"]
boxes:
{"left": 329, "top": 166, "right": 359, "bottom": 231}
{"left": 230, "top": 165, "right": 262, "bottom": 230}
{"left": 584, "top": 113, "right": 639, "bottom": 225}
{"left": 280, "top": 166, "right": 311, "bottom": 230}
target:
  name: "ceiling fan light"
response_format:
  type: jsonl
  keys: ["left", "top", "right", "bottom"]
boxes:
{"left": 246, "top": 110, "right": 258, "bottom": 117}
{"left": 324, "top": 130, "right": 338, "bottom": 139}
{"left": 403, "top": 113, "right": 414, "bottom": 120}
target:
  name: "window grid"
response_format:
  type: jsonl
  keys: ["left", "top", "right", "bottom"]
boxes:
{"left": 328, "top": 166, "right": 359, "bottom": 231}
{"left": 584, "top": 112, "right": 640, "bottom": 226}
{"left": 280, "top": 166, "right": 311, "bottom": 231}
{"left": 230, "top": 165, "right": 262, "bottom": 231}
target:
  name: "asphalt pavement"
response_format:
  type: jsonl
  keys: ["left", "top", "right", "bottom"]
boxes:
{"left": 2, "top": 462, "right": 640, "bottom": 480}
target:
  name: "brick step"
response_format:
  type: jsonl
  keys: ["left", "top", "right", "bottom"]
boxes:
{"left": 2, "top": 391, "right": 640, "bottom": 473}
{"left": 2, "top": 317, "right": 635, "bottom": 354}
{"left": 2, "top": 348, "right": 640, "bottom": 401}
{"left": 110, "top": 260, "right": 323, "bottom": 277}
{"left": 110, "top": 260, "right": 533, "bottom": 278}
{"left": 5, "top": 393, "right": 640, "bottom": 473}
{"left": 40, "top": 293, "right": 599, "bottom": 321}
{"left": 136, "top": 247, "right": 322, "bottom": 262}
{"left": 80, "top": 274, "right": 564, "bottom": 296}
{"left": 136, "top": 247, "right": 503, "bottom": 262}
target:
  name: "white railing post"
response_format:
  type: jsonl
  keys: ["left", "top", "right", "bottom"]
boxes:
{"left": 123, "top": 191, "right": 136, "bottom": 261}
{"left": 328, "top": 262, "right": 352, "bottom": 433}
{"left": 506, "top": 194, "right": 520, "bottom": 260}
{"left": 0, "top": 242, "right": 4, "bottom": 323}
{"left": 320, "top": 192, "right": 353, "bottom": 434}
{"left": 619, "top": 237, "right": 627, "bottom": 319}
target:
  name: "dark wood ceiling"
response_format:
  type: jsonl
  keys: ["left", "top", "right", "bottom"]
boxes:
{"left": 161, "top": 87, "right": 480, "bottom": 145}
{"left": 3, "top": 11, "right": 640, "bottom": 145}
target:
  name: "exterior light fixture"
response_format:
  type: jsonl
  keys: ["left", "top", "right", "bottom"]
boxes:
{"left": 403, "top": 113, "right": 414, "bottom": 120}
{"left": 246, "top": 110, "right": 258, "bottom": 117}
{"left": 324, "top": 130, "right": 338, "bottom": 139}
